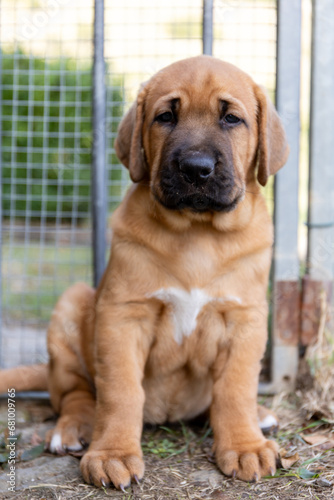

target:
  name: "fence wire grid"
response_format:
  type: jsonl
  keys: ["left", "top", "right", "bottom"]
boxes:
{"left": 1, "top": 0, "right": 278, "bottom": 369}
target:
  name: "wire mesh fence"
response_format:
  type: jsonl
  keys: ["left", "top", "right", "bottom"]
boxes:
{"left": 1, "top": 0, "right": 277, "bottom": 369}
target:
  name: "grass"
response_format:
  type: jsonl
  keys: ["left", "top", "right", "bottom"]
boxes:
{"left": 2, "top": 242, "right": 92, "bottom": 322}
{"left": 142, "top": 422, "right": 212, "bottom": 459}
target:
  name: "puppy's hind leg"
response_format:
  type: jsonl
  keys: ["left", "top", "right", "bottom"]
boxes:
{"left": 45, "top": 283, "right": 96, "bottom": 455}
{"left": 257, "top": 405, "right": 278, "bottom": 434}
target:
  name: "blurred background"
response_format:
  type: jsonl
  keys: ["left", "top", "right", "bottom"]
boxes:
{"left": 1, "top": 0, "right": 330, "bottom": 392}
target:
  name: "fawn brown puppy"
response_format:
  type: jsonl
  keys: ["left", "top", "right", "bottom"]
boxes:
{"left": 0, "top": 55, "right": 288, "bottom": 489}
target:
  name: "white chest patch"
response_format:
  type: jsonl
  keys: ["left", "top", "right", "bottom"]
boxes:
{"left": 150, "top": 287, "right": 241, "bottom": 344}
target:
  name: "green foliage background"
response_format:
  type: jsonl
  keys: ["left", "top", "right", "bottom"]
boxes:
{"left": 1, "top": 50, "right": 124, "bottom": 223}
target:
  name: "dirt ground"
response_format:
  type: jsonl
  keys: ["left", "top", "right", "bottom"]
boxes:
{"left": 0, "top": 392, "right": 333, "bottom": 500}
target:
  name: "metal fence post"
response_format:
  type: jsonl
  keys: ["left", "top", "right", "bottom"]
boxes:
{"left": 203, "top": 0, "right": 214, "bottom": 55}
{"left": 300, "top": 0, "right": 334, "bottom": 345}
{"left": 259, "top": 0, "right": 302, "bottom": 394}
{"left": 92, "top": 0, "right": 107, "bottom": 287}
{"left": 0, "top": 45, "right": 2, "bottom": 366}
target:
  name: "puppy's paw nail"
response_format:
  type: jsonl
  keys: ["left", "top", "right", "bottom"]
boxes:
{"left": 231, "top": 469, "right": 237, "bottom": 479}
{"left": 120, "top": 484, "right": 127, "bottom": 493}
{"left": 101, "top": 478, "right": 107, "bottom": 487}
{"left": 253, "top": 472, "right": 259, "bottom": 482}
{"left": 269, "top": 467, "right": 275, "bottom": 477}
{"left": 133, "top": 474, "right": 140, "bottom": 485}
{"left": 79, "top": 437, "right": 88, "bottom": 447}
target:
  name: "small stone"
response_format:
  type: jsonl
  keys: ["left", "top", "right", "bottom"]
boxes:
{"left": 316, "top": 478, "right": 332, "bottom": 487}
{"left": 189, "top": 470, "right": 223, "bottom": 488}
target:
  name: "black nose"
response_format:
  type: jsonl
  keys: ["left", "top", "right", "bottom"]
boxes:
{"left": 179, "top": 154, "right": 215, "bottom": 184}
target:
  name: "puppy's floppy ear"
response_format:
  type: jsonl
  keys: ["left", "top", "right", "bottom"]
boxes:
{"left": 255, "top": 85, "right": 289, "bottom": 186}
{"left": 114, "top": 84, "right": 149, "bottom": 183}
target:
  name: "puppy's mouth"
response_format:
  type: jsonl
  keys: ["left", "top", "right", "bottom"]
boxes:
{"left": 153, "top": 158, "right": 243, "bottom": 213}
{"left": 154, "top": 189, "right": 241, "bottom": 213}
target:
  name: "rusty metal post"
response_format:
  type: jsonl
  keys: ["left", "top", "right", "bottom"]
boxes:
{"left": 259, "top": 0, "right": 302, "bottom": 394}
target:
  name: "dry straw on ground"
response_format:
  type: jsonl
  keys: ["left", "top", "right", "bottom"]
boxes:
{"left": 0, "top": 390, "right": 334, "bottom": 500}
{"left": 300, "top": 291, "right": 334, "bottom": 423}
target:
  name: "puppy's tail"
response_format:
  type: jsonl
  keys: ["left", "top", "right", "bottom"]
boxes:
{"left": 0, "top": 364, "right": 48, "bottom": 394}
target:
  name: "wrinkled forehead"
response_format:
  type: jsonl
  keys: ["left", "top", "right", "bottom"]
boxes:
{"left": 145, "top": 57, "right": 258, "bottom": 119}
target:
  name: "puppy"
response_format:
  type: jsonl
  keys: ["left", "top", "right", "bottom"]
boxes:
{"left": 0, "top": 55, "right": 288, "bottom": 489}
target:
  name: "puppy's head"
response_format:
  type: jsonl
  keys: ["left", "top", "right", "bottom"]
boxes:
{"left": 115, "top": 56, "right": 289, "bottom": 213}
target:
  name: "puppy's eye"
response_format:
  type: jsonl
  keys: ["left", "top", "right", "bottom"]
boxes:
{"left": 155, "top": 111, "right": 174, "bottom": 123}
{"left": 225, "top": 114, "right": 240, "bottom": 124}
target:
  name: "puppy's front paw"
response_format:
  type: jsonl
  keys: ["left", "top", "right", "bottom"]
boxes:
{"left": 80, "top": 448, "right": 144, "bottom": 490}
{"left": 216, "top": 439, "right": 278, "bottom": 482}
